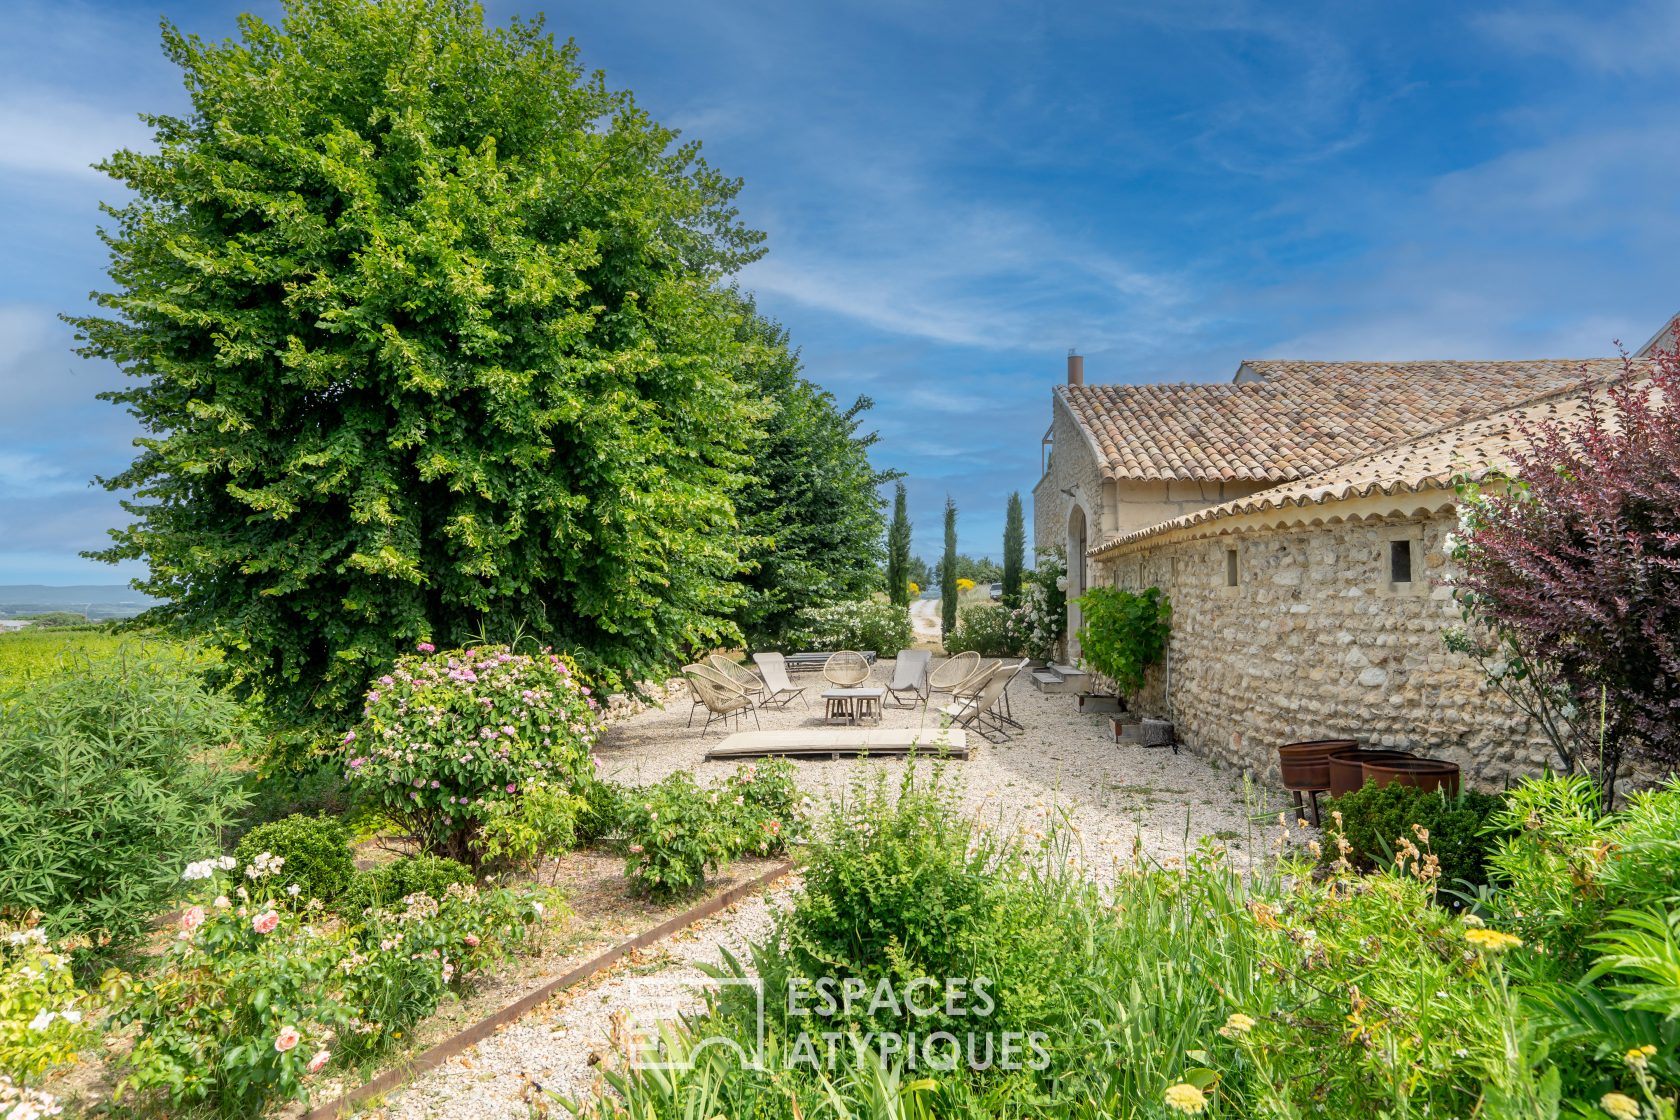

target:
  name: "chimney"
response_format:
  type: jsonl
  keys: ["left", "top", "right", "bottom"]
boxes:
{"left": 1066, "top": 349, "right": 1084, "bottom": 386}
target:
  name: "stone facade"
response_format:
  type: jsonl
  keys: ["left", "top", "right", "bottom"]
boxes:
{"left": 1096, "top": 507, "right": 1558, "bottom": 791}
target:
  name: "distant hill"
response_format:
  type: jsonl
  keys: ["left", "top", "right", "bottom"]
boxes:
{"left": 0, "top": 585, "right": 160, "bottom": 621}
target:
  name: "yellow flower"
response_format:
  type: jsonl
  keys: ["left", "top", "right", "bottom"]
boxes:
{"left": 1625, "top": 1045, "right": 1657, "bottom": 1071}
{"left": 1218, "top": 1013, "right": 1257, "bottom": 1038}
{"left": 1600, "top": 1092, "right": 1641, "bottom": 1120}
{"left": 1164, "top": 1083, "right": 1207, "bottom": 1115}
{"left": 1464, "top": 928, "right": 1523, "bottom": 953}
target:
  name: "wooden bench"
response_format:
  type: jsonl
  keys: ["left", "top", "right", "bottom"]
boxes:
{"left": 781, "top": 651, "right": 878, "bottom": 673}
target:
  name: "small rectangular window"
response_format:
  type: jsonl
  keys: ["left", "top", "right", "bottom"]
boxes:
{"left": 1389, "top": 539, "right": 1413, "bottom": 584}
{"left": 1225, "top": 548, "right": 1239, "bottom": 587}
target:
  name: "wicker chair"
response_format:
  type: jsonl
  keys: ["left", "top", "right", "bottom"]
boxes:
{"left": 707, "top": 654, "right": 767, "bottom": 707}
{"left": 683, "top": 664, "right": 759, "bottom": 738}
{"left": 927, "top": 651, "right": 980, "bottom": 700}
{"left": 822, "top": 650, "right": 871, "bottom": 688}
{"left": 940, "top": 659, "right": 1028, "bottom": 741}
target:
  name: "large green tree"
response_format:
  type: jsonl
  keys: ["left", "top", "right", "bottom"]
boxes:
{"left": 728, "top": 295, "right": 892, "bottom": 646}
{"left": 940, "top": 498, "right": 959, "bottom": 637}
{"left": 885, "top": 483, "right": 912, "bottom": 607}
{"left": 70, "top": 0, "right": 767, "bottom": 730}
{"left": 1001, "top": 491, "right": 1025, "bottom": 608}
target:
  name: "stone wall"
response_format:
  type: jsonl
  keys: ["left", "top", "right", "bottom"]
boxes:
{"left": 1097, "top": 511, "right": 1556, "bottom": 791}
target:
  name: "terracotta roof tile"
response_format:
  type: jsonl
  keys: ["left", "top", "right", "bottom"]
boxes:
{"left": 1094, "top": 373, "right": 1656, "bottom": 553}
{"left": 1059, "top": 359, "right": 1630, "bottom": 483}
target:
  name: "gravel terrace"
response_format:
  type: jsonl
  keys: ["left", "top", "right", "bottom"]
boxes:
{"left": 362, "top": 659, "right": 1270, "bottom": 1119}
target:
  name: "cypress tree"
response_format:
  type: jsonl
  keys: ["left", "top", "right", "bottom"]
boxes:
{"left": 886, "top": 483, "right": 912, "bottom": 606}
{"left": 1001, "top": 491, "right": 1026, "bottom": 608}
{"left": 940, "top": 497, "right": 959, "bottom": 637}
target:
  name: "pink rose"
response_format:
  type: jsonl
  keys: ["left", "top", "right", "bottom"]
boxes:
{"left": 307, "top": 1048, "right": 331, "bottom": 1074}
{"left": 417, "top": 641, "right": 435, "bottom": 653}
{"left": 463, "top": 933, "right": 480, "bottom": 948}
{"left": 180, "top": 905, "right": 205, "bottom": 933}
{"left": 274, "top": 1025, "right": 301, "bottom": 1053}
{"left": 252, "top": 910, "right": 280, "bottom": 934}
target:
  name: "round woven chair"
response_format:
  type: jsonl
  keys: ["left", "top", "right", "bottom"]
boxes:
{"left": 928, "top": 650, "right": 980, "bottom": 695}
{"left": 822, "top": 650, "right": 871, "bottom": 687}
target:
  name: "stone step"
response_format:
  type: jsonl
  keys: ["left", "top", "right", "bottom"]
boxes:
{"left": 1030, "top": 668, "right": 1076, "bottom": 694}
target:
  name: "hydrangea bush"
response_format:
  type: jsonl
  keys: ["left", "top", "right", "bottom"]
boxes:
{"left": 780, "top": 600, "right": 912, "bottom": 654}
{"left": 345, "top": 645, "right": 603, "bottom": 864}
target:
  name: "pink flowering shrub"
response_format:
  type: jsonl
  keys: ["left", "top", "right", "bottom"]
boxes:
{"left": 109, "top": 859, "right": 548, "bottom": 1115}
{"left": 345, "top": 644, "right": 604, "bottom": 864}
{"left": 1453, "top": 345, "right": 1680, "bottom": 800}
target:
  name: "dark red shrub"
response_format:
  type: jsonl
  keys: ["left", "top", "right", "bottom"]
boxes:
{"left": 1455, "top": 333, "right": 1680, "bottom": 798}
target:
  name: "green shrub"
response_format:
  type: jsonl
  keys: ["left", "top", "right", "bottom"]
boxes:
{"left": 341, "top": 856, "right": 475, "bottom": 917}
{"left": 621, "top": 773, "right": 734, "bottom": 898}
{"left": 0, "top": 653, "right": 248, "bottom": 950}
{"left": 780, "top": 599, "right": 912, "bottom": 654}
{"left": 0, "top": 925, "right": 97, "bottom": 1084}
{"left": 235, "top": 815, "right": 356, "bottom": 902}
{"left": 942, "top": 603, "right": 1020, "bottom": 657}
{"left": 719, "top": 759, "right": 800, "bottom": 856}
{"left": 575, "top": 777, "right": 627, "bottom": 846}
{"left": 231, "top": 763, "right": 353, "bottom": 846}
{"left": 1074, "top": 585, "right": 1170, "bottom": 694}
{"left": 1323, "top": 780, "right": 1506, "bottom": 894}
{"left": 474, "top": 778, "right": 584, "bottom": 879}
{"left": 1486, "top": 775, "right": 1680, "bottom": 981}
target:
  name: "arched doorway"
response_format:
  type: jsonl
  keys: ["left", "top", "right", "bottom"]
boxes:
{"left": 1066, "top": 504, "right": 1088, "bottom": 660}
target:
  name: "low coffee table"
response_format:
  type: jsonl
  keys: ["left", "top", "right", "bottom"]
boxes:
{"left": 821, "top": 687, "right": 885, "bottom": 724}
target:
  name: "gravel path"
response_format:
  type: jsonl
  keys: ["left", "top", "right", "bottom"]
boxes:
{"left": 365, "top": 662, "right": 1267, "bottom": 1118}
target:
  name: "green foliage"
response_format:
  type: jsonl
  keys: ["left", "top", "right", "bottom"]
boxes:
{"left": 942, "top": 604, "right": 1020, "bottom": 657}
{"left": 110, "top": 863, "right": 546, "bottom": 1116}
{"left": 0, "top": 652, "right": 248, "bottom": 950}
{"left": 235, "top": 814, "right": 356, "bottom": 903}
{"left": 940, "top": 498, "right": 959, "bottom": 637}
{"left": 71, "top": 0, "right": 770, "bottom": 731}
{"left": 1001, "top": 492, "right": 1025, "bottom": 608}
{"left": 1486, "top": 775, "right": 1680, "bottom": 981}
{"left": 1323, "top": 781, "right": 1507, "bottom": 893}
{"left": 621, "top": 773, "right": 734, "bottom": 899}
{"left": 781, "top": 599, "right": 912, "bottom": 654}
{"left": 341, "top": 855, "right": 475, "bottom": 918}
{"left": 621, "top": 762, "right": 801, "bottom": 897}
{"left": 10, "top": 612, "right": 88, "bottom": 629}
{"left": 575, "top": 777, "right": 628, "bottom": 846}
{"left": 730, "top": 295, "right": 893, "bottom": 646}
{"left": 0, "top": 926, "right": 97, "bottom": 1085}
{"left": 0, "top": 629, "right": 195, "bottom": 690}
{"left": 1075, "top": 585, "right": 1170, "bottom": 694}
{"left": 475, "top": 778, "right": 584, "bottom": 880}
{"left": 231, "top": 762, "right": 354, "bottom": 845}
{"left": 345, "top": 645, "right": 602, "bottom": 865}
{"left": 572, "top": 770, "right": 1574, "bottom": 1119}
{"left": 886, "top": 483, "right": 913, "bottom": 608}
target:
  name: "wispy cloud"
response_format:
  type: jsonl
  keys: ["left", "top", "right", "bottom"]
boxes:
{"left": 1473, "top": 1, "right": 1680, "bottom": 75}
{"left": 0, "top": 92, "right": 150, "bottom": 180}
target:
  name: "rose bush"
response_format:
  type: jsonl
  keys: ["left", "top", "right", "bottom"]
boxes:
{"left": 0, "top": 926, "right": 96, "bottom": 1084}
{"left": 109, "top": 857, "right": 550, "bottom": 1115}
{"left": 345, "top": 644, "right": 603, "bottom": 865}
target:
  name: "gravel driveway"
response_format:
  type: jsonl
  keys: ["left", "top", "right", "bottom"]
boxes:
{"left": 362, "top": 660, "right": 1265, "bottom": 1118}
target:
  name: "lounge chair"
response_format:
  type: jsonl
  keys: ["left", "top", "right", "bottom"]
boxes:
{"left": 940, "top": 659, "right": 1029, "bottom": 741}
{"left": 683, "top": 664, "right": 760, "bottom": 738}
{"left": 885, "top": 649, "right": 931, "bottom": 708}
{"left": 752, "top": 651, "right": 809, "bottom": 709}
{"left": 927, "top": 651, "right": 980, "bottom": 701}
{"left": 822, "top": 650, "right": 871, "bottom": 688}
{"left": 707, "top": 654, "right": 767, "bottom": 707}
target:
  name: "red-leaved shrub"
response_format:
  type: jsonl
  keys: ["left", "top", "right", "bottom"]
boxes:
{"left": 1455, "top": 334, "right": 1680, "bottom": 798}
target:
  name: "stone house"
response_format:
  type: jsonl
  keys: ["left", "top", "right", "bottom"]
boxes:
{"left": 1033, "top": 351, "right": 1635, "bottom": 786}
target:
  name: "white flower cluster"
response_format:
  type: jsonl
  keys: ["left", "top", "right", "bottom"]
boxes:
{"left": 245, "top": 851, "right": 286, "bottom": 880}
{"left": 26, "top": 1008, "right": 83, "bottom": 1032}
{"left": 181, "top": 855, "right": 238, "bottom": 881}
{"left": 0, "top": 1075, "right": 63, "bottom": 1120}
{"left": 4, "top": 928, "right": 46, "bottom": 947}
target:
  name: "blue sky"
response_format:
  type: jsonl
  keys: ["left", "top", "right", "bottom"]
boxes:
{"left": 2, "top": 0, "right": 1677, "bottom": 583}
